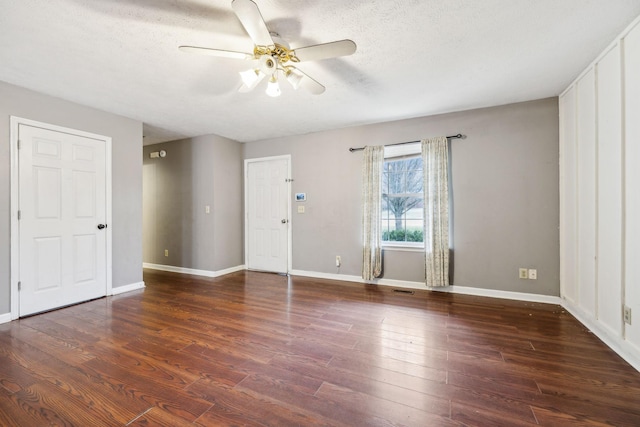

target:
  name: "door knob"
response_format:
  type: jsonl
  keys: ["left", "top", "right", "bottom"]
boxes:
{"left": 97, "top": 224, "right": 107, "bottom": 230}
{"left": 281, "top": 219, "right": 288, "bottom": 224}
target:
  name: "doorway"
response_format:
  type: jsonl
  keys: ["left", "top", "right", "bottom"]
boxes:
{"left": 10, "top": 117, "right": 112, "bottom": 318}
{"left": 244, "top": 155, "right": 291, "bottom": 274}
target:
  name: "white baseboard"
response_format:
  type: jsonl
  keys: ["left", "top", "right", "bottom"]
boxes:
{"left": 289, "top": 269, "right": 561, "bottom": 305}
{"left": 432, "top": 284, "right": 561, "bottom": 305}
{"left": 0, "top": 284, "right": 146, "bottom": 321}
{"left": 0, "top": 312, "right": 11, "bottom": 324}
{"left": 561, "top": 300, "right": 640, "bottom": 372}
{"left": 111, "top": 281, "right": 145, "bottom": 295}
{"left": 143, "top": 262, "right": 246, "bottom": 278}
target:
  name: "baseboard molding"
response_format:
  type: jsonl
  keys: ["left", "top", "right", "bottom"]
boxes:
{"left": 289, "top": 269, "right": 561, "bottom": 305}
{"left": 433, "top": 284, "right": 561, "bottom": 305}
{"left": 0, "top": 312, "right": 11, "bottom": 324}
{"left": 561, "top": 300, "right": 640, "bottom": 372}
{"left": 143, "top": 263, "right": 246, "bottom": 278}
{"left": 0, "top": 284, "right": 146, "bottom": 322}
{"left": 111, "top": 281, "right": 145, "bottom": 295}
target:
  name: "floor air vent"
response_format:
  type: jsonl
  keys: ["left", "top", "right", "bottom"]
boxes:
{"left": 393, "top": 289, "right": 415, "bottom": 295}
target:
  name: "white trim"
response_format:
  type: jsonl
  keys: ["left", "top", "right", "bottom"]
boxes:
{"left": 105, "top": 131, "right": 113, "bottom": 296}
{"left": 382, "top": 245, "right": 424, "bottom": 253}
{"left": 428, "top": 284, "right": 561, "bottom": 305}
{"left": 9, "top": 118, "right": 19, "bottom": 320}
{"left": 620, "top": 34, "right": 627, "bottom": 341}
{"left": 562, "top": 299, "right": 640, "bottom": 372}
{"left": 143, "top": 263, "right": 246, "bottom": 278}
{"left": 289, "top": 269, "right": 561, "bottom": 305}
{"left": 0, "top": 313, "right": 12, "bottom": 324}
{"left": 244, "top": 155, "right": 292, "bottom": 273}
{"left": 9, "top": 117, "right": 112, "bottom": 320}
{"left": 110, "top": 281, "right": 145, "bottom": 295}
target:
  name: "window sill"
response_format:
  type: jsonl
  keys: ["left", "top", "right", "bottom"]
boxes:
{"left": 382, "top": 244, "right": 424, "bottom": 253}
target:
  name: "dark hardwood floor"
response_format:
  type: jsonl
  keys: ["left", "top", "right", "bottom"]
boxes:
{"left": 1, "top": 270, "right": 640, "bottom": 426}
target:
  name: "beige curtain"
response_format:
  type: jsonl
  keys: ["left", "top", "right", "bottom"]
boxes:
{"left": 362, "top": 145, "right": 384, "bottom": 280}
{"left": 422, "top": 136, "right": 449, "bottom": 287}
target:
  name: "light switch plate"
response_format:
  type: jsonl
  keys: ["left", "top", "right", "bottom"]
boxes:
{"left": 298, "top": 206, "right": 305, "bottom": 213}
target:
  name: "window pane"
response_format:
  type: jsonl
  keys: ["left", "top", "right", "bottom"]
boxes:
{"left": 381, "top": 220, "right": 391, "bottom": 241}
{"left": 405, "top": 219, "right": 424, "bottom": 242}
{"left": 381, "top": 156, "right": 424, "bottom": 244}
{"left": 384, "top": 172, "right": 403, "bottom": 194}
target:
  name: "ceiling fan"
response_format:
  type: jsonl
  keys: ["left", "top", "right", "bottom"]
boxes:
{"left": 179, "top": 0, "right": 356, "bottom": 97}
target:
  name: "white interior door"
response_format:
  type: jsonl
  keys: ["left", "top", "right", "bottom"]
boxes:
{"left": 245, "top": 156, "right": 290, "bottom": 273}
{"left": 18, "top": 123, "right": 107, "bottom": 316}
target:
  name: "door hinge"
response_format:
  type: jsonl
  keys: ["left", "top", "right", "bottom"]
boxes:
{"left": 17, "top": 210, "right": 21, "bottom": 220}
{"left": 285, "top": 178, "right": 294, "bottom": 182}
{"left": 17, "top": 140, "right": 21, "bottom": 150}
{"left": 18, "top": 281, "right": 21, "bottom": 291}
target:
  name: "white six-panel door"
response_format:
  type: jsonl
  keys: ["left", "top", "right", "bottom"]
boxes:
{"left": 245, "top": 156, "right": 290, "bottom": 274}
{"left": 17, "top": 123, "right": 107, "bottom": 316}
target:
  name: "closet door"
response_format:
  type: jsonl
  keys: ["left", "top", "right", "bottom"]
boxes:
{"left": 596, "top": 44, "right": 623, "bottom": 336}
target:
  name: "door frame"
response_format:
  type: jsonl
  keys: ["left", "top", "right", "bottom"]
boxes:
{"left": 244, "top": 155, "right": 292, "bottom": 273}
{"left": 9, "top": 116, "right": 113, "bottom": 320}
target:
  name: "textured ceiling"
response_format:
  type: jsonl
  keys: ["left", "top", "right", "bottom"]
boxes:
{"left": 1, "top": 0, "right": 640, "bottom": 144}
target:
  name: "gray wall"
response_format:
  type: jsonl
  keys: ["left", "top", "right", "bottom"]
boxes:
{"left": 0, "top": 81, "right": 143, "bottom": 314}
{"left": 244, "top": 98, "right": 560, "bottom": 296}
{"left": 143, "top": 135, "right": 243, "bottom": 271}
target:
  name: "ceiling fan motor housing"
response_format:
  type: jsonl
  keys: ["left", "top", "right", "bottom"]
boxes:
{"left": 259, "top": 54, "right": 277, "bottom": 76}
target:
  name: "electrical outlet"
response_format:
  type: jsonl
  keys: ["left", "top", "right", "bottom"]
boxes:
{"left": 164, "top": 249, "right": 169, "bottom": 257}
{"left": 519, "top": 268, "right": 528, "bottom": 279}
{"left": 336, "top": 256, "right": 341, "bottom": 267}
{"left": 528, "top": 269, "right": 537, "bottom": 280}
{"left": 624, "top": 305, "right": 632, "bottom": 325}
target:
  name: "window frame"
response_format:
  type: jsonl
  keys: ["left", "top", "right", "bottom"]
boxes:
{"left": 381, "top": 143, "right": 424, "bottom": 250}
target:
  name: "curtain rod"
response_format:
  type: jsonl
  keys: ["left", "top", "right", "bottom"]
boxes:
{"left": 348, "top": 134, "right": 463, "bottom": 152}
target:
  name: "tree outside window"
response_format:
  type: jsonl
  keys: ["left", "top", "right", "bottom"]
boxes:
{"left": 381, "top": 155, "right": 424, "bottom": 244}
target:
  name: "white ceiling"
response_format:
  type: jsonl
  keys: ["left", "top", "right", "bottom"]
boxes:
{"left": 1, "top": 0, "right": 640, "bottom": 145}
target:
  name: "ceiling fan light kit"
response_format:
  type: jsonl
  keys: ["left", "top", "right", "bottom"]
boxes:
{"left": 238, "top": 68, "right": 264, "bottom": 92}
{"left": 179, "top": 0, "right": 356, "bottom": 97}
{"left": 265, "top": 75, "right": 281, "bottom": 97}
{"left": 285, "top": 68, "right": 304, "bottom": 90}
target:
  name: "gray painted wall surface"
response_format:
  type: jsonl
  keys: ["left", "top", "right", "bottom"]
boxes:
{"left": 244, "top": 98, "right": 560, "bottom": 296}
{"left": 143, "top": 135, "right": 243, "bottom": 271}
{"left": 0, "top": 81, "right": 143, "bottom": 314}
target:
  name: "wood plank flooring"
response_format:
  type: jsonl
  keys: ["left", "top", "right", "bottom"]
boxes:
{"left": 1, "top": 269, "right": 640, "bottom": 426}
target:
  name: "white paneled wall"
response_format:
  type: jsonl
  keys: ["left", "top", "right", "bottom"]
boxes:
{"left": 576, "top": 70, "right": 597, "bottom": 317}
{"left": 597, "top": 44, "right": 623, "bottom": 337}
{"left": 559, "top": 87, "right": 577, "bottom": 303}
{"left": 560, "top": 17, "right": 640, "bottom": 370}
{"left": 625, "top": 19, "right": 640, "bottom": 352}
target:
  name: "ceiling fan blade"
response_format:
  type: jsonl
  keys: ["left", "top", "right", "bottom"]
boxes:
{"left": 292, "top": 68, "right": 325, "bottom": 95}
{"left": 231, "top": 0, "right": 274, "bottom": 47}
{"left": 293, "top": 40, "right": 356, "bottom": 62}
{"left": 179, "top": 45, "right": 253, "bottom": 60}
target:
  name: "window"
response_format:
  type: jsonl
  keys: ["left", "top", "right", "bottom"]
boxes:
{"left": 381, "top": 144, "right": 423, "bottom": 247}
